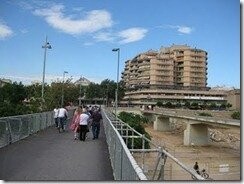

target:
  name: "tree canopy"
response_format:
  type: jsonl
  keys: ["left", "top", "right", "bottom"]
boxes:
{"left": 0, "top": 78, "right": 124, "bottom": 117}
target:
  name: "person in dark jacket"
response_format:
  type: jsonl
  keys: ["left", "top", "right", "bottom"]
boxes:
{"left": 91, "top": 108, "right": 102, "bottom": 140}
{"left": 193, "top": 162, "right": 200, "bottom": 175}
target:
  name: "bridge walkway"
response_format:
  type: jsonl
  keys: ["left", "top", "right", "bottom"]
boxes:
{"left": 0, "top": 124, "right": 113, "bottom": 181}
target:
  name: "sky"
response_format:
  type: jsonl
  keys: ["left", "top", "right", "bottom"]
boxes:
{"left": 0, "top": 0, "right": 241, "bottom": 88}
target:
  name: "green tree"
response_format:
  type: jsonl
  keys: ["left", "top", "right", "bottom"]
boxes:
{"left": 165, "top": 101, "right": 173, "bottom": 108}
{"left": 190, "top": 102, "right": 199, "bottom": 110}
{"left": 118, "top": 111, "right": 151, "bottom": 149}
{"left": 99, "top": 79, "right": 125, "bottom": 105}
{"left": 44, "top": 79, "right": 80, "bottom": 109}
{"left": 0, "top": 82, "right": 31, "bottom": 117}
{"left": 85, "top": 82, "right": 102, "bottom": 100}
{"left": 185, "top": 101, "right": 191, "bottom": 109}
{"left": 1, "top": 82, "right": 27, "bottom": 104}
{"left": 175, "top": 102, "right": 181, "bottom": 108}
{"left": 200, "top": 102, "right": 208, "bottom": 110}
{"left": 0, "top": 78, "right": 126, "bottom": 117}
{"left": 156, "top": 101, "right": 163, "bottom": 107}
{"left": 226, "top": 103, "right": 232, "bottom": 110}
{"left": 219, "top": 103, "right": 226, "bottom": 110}
{"left": 209, "top": 102, "right": 217, "bottom": 110}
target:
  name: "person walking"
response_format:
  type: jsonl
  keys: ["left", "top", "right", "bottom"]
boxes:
{"left": 91, "top": 108, "right": 103, "bottom": 140}
{"left": 57, "top": 106, "right": 68, "bottom": 132}
{"left": 193, "top": 162, "right": 200, "bottom": 175}
{"left": 79, "top": 108, "right": 90, "bottom": 141}
{"left": 53, "top": 106, "right": 59, "bottom": 128}
{"left": 69, "top": 106, "right": 82, "bottom": 140}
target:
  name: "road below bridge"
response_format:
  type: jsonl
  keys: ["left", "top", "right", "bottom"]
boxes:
{"left": 0, "top": 125, "right": 113, "bottom": 181}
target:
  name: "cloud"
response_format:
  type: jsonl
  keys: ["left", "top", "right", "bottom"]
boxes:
{"left": 0, "top": 22, "right": 13, "bottom": 39}
{"left": 0, "top": 74, "right": 101, "bottom": 85}
{"left": 93, "top": 32, "right": 115, "bottom": 42}
{"left": 0, "top": 74, "right": 62, "bottom": 84}
{"left": 177, "top": 26, "right": 193, "bottom": 34}
{"left": 118, "top": 28, "right": 148, "bottom": 44}
{"left": 33, "top": 4, "right": 113, "bottom": 35}
{"left": 83, "top": 42, "right": 93, "bottom": 46}
{"left": 167, "top": 25, "right": 193, "bottom": 34}
{"left": 17, "top": 1, "right": 34, "bottom": 10}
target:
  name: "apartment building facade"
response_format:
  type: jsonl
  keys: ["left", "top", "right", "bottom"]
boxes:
{"left": 122, "top": 44, "right": 208, "bottom": 90}
{"left": 121, "top": 45, "right": 233, "bottom": 108}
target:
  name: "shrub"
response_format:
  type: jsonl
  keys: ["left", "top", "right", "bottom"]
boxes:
{"left": 156, "top": 101, "right": 163, "bottom": 107}
{"left": 118, "top": 111, "right": 151, "bottom": 149}
{"left": 190, "top": 102, "right": 199, "bottom": 110}
{"left": 185, "top": 101, "right": 191, "bottom": 108}
{"left": 165, "top": 102, "right": 173, "bottom": 108}
{"left": 198, "top": 112, "right": 212, "bottom": 117}
{"left": 231, "top": 111, "right": 240, "bottom": 120}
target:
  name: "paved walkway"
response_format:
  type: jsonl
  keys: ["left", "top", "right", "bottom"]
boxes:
{"left": 0, "top": 124, "right": 114, "bottom": 181}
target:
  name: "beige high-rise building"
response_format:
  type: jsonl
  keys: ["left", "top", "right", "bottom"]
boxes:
{"left": 122, "top": 44, "right": 208, "bottom": 90}
{"left": 120, "top": 45, "right": 238, "bottom": 109}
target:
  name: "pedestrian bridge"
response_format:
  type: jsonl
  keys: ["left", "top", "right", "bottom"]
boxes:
{"left": 0, "top": 107, "right": 204, "bottom": 181}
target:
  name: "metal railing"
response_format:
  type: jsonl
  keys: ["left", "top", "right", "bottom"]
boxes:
{"left": 102, "top": 107, "right": 205, "bottom": 180}
{"left": 102, "top": 108, "right": 147, "bottom": 180}
{"left": 0, "top": 109, "right": 75, "bottom": 149}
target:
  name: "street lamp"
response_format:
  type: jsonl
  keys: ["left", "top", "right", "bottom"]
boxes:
{"left": 112, "top": 48, "right": 120, "bottom": 120}
{"left": 78, "top": 83, "right": 82, "bottom": 106}
{"left": 41, "top": 36, "right": 52, "bottom": 102}
{"left": 61, "top": 71, "right": 68, "bottom": 107}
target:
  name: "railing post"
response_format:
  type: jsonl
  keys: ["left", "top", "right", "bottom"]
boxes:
{"left": 114, "top": 133, "right": 117, "bottom": 176}
{"left": 157, "top": 148, "right": 167, "bottom": 180}
{"left": 142, "top": 134, "right": 145, "bottom": 171}
{"left": 152, "top": 147, "right": 162, "bottom": 180}
{"left": 132, "top": 131, "right": 134, "bottom": 150}
{"left": 126, "top": 125, "right": 128, "bottom": 146}
{"left": 120, "top": 144, "right": 123, "bottom": 180}
{"left": 120, "top": 122, "right": 123, "bottom": 135}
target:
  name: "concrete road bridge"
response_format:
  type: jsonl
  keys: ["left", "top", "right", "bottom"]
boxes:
{"left": 116, "top": 107, "right": 240, "bottom": 146}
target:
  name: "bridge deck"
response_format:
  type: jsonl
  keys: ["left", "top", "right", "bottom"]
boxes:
{"left": 0, "top": 124, "right": 114, "bottom": 181}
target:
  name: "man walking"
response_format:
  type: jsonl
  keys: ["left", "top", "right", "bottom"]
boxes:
{"left": 91, "top": 108, "right": 102, "bottom": 140}
{"left": 193, "top": 162, "right": 200, "bottom": 175}
{"left": 57, "top": 106, "right": 68, "bottom": 132}
{"left": 53, "top": 106, "right": 59, "bottom": 128}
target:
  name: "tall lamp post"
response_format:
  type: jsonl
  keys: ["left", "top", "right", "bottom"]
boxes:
{"left": 61, "top": 71, "right": 68, "bottom": 107}
{"left": 41, "top": 36, "right": 52, "bottom": 102}
{"left": 112, "top": 48, "right": 120, "bottom": 120}
{"left": 79, "top": 83, "right": 82, "bottom": 106}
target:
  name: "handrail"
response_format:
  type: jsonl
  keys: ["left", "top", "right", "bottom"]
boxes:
{"left": 102, "top": 107, "right": 205, "bottom": 180}
{"left": 102, "top": 108, "right": 147, "bottom": 180}
{"left": 0, "top": 109, "right": 75, "bottom": 148}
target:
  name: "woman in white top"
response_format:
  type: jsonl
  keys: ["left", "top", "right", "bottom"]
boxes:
{"left": 79, "top": 108, "right": 90, "bottom": 141}
{"left": 53, "top": 107, "right": 59, "bottom": 127}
